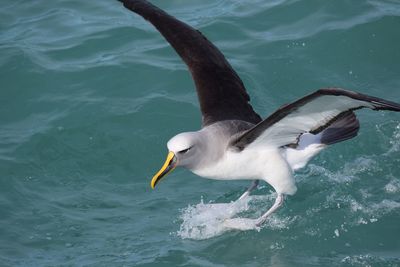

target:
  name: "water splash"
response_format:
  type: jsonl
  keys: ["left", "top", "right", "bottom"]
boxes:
{"left": 176, "top": 194, "right": 295, "bottom": 240}
{"left": 385, "top": 178, "right": 400, "bottom": 194}
{"left": 177, "top": 197, "right": 251, "bottom": 240}
{"left": 386, "top": 123, "right": 400, "bottom": 155}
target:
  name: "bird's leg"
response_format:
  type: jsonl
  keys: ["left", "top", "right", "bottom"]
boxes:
{"left": 238, "top": 180, "right": 259, "bottom": 201}
{"left": 255, "top": 193, "right": 284, "bottom": 227}
{"left": 223, "top": 192, "right": 285, "bottom": 231}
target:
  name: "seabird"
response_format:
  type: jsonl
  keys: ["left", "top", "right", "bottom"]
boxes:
{"left": 118, "top": 0, "right": 400, "bottom": 228}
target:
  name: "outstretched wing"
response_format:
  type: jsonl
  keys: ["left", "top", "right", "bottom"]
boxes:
{"left": 231, "top": 88, "right": 400, "bottom": 150}
{"left": 118, "top": 0, "right": 262, "bottom": 126}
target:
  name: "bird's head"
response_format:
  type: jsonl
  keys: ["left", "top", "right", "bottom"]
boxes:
{"left": 150, "top": 132, "right": 202, "bottom": 189}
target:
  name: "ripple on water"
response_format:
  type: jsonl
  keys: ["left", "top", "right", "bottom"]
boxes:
{"left": 1, "top": 0, "right": 400, "bottom": 265}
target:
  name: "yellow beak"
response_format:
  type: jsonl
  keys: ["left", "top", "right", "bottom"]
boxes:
{"left": 150, "top": 151, "right": 177, "bottom": 189}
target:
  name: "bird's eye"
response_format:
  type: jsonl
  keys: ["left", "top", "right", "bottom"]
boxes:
{"left": 178, "top": 147, "right": 192, "bottom": 154}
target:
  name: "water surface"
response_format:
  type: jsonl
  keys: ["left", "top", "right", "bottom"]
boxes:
{"left": 1, "top": 0, "right": 400, "bottom": 266}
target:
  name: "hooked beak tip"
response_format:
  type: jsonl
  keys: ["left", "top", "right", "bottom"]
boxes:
{"left": 150, "top": 151, "right": 177, "bottom": 189}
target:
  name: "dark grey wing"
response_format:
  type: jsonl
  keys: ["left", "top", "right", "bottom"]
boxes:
{"left": 118, "top": 0, "right": 262, "bottom": 126}
{"left": 231, "top": 88, "right": 400, "bottom": 150}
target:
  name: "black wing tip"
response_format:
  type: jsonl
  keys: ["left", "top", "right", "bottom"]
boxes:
{"left": 316, "top": 88, "right": 400, "bottom": 112}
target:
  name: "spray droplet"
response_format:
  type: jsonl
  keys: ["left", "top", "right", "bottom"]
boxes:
{"left": 334, "top": 229, "right": 339, "bottom": 237}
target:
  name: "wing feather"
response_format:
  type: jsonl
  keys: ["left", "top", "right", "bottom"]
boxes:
{"left": 231, "top": 88, "right": 400, "bottom": 150}
{"left": 118, "top": 0, "right": 261, "bottom": 126}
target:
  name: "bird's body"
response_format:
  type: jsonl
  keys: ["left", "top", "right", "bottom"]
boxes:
{"left": 117, "top": 0, "right": 400, "bottom": 229}
{"left": 173, "top": 121, "right": 297, "bottom": 195}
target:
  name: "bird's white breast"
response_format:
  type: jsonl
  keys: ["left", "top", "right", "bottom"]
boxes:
{"left": 191, "top": 146, "right": 297, "bottom": 195}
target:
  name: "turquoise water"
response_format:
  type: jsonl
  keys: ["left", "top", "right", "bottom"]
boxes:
{"left": 1, "top": 0, "right": 400, "bottom": 266}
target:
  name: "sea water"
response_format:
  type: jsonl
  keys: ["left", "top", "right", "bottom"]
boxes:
{"left": 1, "top": 0, "right": 400, "bottom": 266}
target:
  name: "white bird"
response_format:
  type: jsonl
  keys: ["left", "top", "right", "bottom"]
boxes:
{"left": 118, "top": 0, "right": 400, "bottom": 228}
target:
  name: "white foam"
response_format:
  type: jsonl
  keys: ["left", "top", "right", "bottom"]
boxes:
{"left": 341, "top": 254, "right": 375, "bottom": 265}
{"left": 176, "top": 194, "right": 292, "bottom": 240}
{"left": 384, "top": 178, "right": 400, "bottom": 193}
{"left": 386, "top": 123, "right": 400, "bottom": 154}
